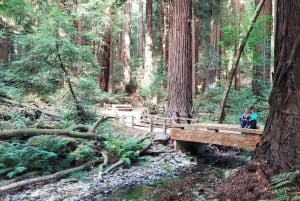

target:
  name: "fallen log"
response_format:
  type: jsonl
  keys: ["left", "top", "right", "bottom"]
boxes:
{"left": 0, "top": 116, "right": 115, "bottom": 140}
{"left": 0, "top": 160, "right": 98, "bottom": 192}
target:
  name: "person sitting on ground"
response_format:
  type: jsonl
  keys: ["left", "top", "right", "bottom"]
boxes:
{"left": 240, "top": 109, "right": 250, "bottom": 128}
{"left": 247, "top": 109, "right": 258, "bottom": 129}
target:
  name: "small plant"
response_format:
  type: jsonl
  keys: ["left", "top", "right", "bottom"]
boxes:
{"left": 103, "top": 132, "right": 144, "bottom": 166}
{"left": 260, "top": 170, "right": 300, "bottom": 201}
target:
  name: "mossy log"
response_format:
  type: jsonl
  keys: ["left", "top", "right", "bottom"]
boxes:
{"left": 0, "top": 116, "right": 115, "bottom": 140}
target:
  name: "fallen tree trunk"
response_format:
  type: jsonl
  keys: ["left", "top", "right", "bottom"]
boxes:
{"left": 0, "top": 160, "right": 98, "bottom": 193}
{"left": 0, "top": 116, "right": 115, "bottom": 140}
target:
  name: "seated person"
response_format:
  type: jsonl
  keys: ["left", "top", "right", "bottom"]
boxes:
{"left": 247, "top": 109, "right": 258, "bottom": 129}
{"left": 240, "top": 109, "right": 250, "bottom": 128}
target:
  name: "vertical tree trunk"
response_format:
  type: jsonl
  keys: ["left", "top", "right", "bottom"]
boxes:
{"left": 207, "top": 0, "right": 222, "bottom": 88}
{"left": 167, "top": 0, "right": 193, "bottom": 123}
{"left": 99, "top": 28, "right": 112, "bottom": 91}
{"left": 253, "top": 0, "right": 300, "bottom": 172}
{"left": 252, "top": 0, "right": 272, "bottom": 97}
{"left": 108, "top": 33, "right": 114, "bottom": 93}
{"left": 234, "top": 0, "right": 241, "bottom": 90}
{"left": 192, "top": 7, "right": 199, "bottom": 95}
{"left": 122, "top": 0, "right": 132, "bottom": 86}
{"left": 137, "top": 0, "right": 144, "bottom": 57}
{"left": 0, "top": 36, "right": 9, "bottom": 64}
{"left": 161, "top": 0, "right": 169, "bottom": 72}
{"left": 142, "top": 0, "right": 153, "bottom": 89}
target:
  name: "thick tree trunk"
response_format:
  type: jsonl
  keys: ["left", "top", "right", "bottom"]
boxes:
{"left": 207, "top": 0, "right": 222, "bottom": 88}
{"left": 191, "top": 3, "right": 199, "bottom": 95}
{"left": 122, "top": 0, "right": 132, "bottom": 86}
{"left": 137, "top": 0, "right": 143, "bottom": 57}
{"left": 99, "top": 28, "right": 112, "bottom": 91}
{"left": 161, "top": 0, "right": 169, "bottom": 72}
{"left": 253, "top": 0, "right": 300, "bottom": 172}
{"left": 167, "top": 0, "right": 193, "bottom": 123}
{"left": 142, "top": 0, "right": 153, "bottom": 89}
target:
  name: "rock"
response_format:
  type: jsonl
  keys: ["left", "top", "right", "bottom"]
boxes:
{"left": 153, "top": 133, "right": 170, "bottom": 144}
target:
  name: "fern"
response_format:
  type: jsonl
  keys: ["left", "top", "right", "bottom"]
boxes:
{"left": 259, "top": 170, "right": 300, "bottom": 201}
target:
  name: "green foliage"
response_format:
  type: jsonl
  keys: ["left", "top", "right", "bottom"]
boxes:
{"left": 103, "top": 132, "right": 144, "bottom": 166}
{"left": 139, "top": 60, "right": 168, "bottom": 109}
{"left": 195, "top": 87, "right": 268, "bottom": 125}
{"left": 259, "top": 170, "right": 300, "bottom": 201}
{"left": 0, "top": 136, "right": 96, "bottom": 180}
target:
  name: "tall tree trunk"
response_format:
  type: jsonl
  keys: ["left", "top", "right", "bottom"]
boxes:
{"left": 99, "top": 28, "right": 112, "bottom": 91}
{"left": 234, "top": 0, "right": 241, "bottom": 90}
{"left": 167, "top": 0, "right": 193, "bottom": 123}
{"left": 122, "top": 0, "right": 132, "bottom": 87}
{"left": 0, "top": 37, "right": 9, "bottom": 64}
{"left": 73, "top": 0, "right": 84, "bottom": 77}
{"left": 108, "top": 32, "right": 114, "bottom": 93}
{"left": 137, "top": 0, "right": 143, "bottom": 57}
{"left": 161, "top": 0, "right": 170, "bottom": 72}
{"left": 207, "top": 0, "right": 222, "bottom": 88}
{"left": 142, "top": 0, "right": 153, "bottom": 89}
{"left": 253, "top": 0, "right": 300, "bottom": 172}
{"left": 191, "top": 6, "right": 199, "bottom": 95}
{"left": 252, "top": 0, "right": 272, "bottom": 97}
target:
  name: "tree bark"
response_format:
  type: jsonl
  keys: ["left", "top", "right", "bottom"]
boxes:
{"left": 167, "top": 0, "right": 193, "bottom": 123}
{"left": 161, "top": 0, "right": 170, "bottom": 72}
{"left": 191, "top": 3, "right": 199, "bottom": 95}
{"left": 122, "top": 0, "right": 132, "bottom": 86}
{"left": 142, "top": 0, "right": 153, "bottom": 89}
{"left": 137, "top": 0, "right": 144, "bottom": 57}
{"left": 253, "top": 0, "right": 300, "bottom": 172}
{"left": 99, "top": 27, "right": 112, "bottom": 92}
{"left": 207, "top": 0, "right": 222, "bottom": 89}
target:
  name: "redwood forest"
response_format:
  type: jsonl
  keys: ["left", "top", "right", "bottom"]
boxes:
{"left": 0, "top": 0, "right": 300, "bottom": 200}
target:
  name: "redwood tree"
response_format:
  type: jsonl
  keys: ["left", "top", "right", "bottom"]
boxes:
{"left": 253, "top": 0, "right": 300, "bottom": 172}
{"left": 217, "top": 2, "right": 300, "bottom": 200}
{"left": 167, "top": 0, "right": 193, "bottom": 123}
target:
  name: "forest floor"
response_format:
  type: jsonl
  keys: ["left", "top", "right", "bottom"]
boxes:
{"left": 0, "top": 104, "right": 265, "bottom": 201}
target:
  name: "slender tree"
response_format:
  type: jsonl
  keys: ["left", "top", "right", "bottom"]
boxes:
{"left": 167, "top": 0, "right": 193, "bottom": 123}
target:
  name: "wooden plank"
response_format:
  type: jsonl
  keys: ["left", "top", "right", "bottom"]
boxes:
{"left": 206, "top": 126, "right": 263, "bottom": 135}
{"left": 170, "top": 128, "right": 261, "bottom": 149}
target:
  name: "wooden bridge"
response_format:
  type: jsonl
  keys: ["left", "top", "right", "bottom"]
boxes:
{"left": 105, "top": 107, "right": 263, "bottom": 150}
{"left": 170, "top": 123, "right": 264, "bottom": 150}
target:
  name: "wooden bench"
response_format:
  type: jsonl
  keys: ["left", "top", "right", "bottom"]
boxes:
{"left": 170, "top": 123, "right": 264, "bottom": 150}
{"left": 111, "top": 104, "right": 133, "bottom": 111}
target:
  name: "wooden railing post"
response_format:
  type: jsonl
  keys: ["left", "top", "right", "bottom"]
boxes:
{"left": 131, "top": 115, "right": 134, "bottom": 128}
{"left": 150, "top": 117, "right": 153, "bottom": 132}
{"left": 121, "top": 115, "right": 125, "bottom": 125}
{"left": 163, "top": 118, "right": 167, "bottom": 134}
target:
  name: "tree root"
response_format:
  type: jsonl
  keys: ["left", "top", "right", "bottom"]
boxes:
{"left": 0, "top": 160, "right": 98, "bottom": 193}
